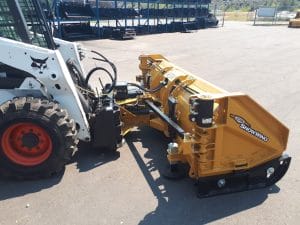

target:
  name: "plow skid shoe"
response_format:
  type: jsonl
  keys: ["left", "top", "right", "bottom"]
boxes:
{"left": 197, "top": 155, "right": 291, "bottom": 198}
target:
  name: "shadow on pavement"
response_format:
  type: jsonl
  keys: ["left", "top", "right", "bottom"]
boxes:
{"left": 0, "top": 171, "right": 64, "bottom": 201}
{"left": 72, "top": 142, "right": 120, "bottom": 173}
{"left": 0, "top": 142, "right": 120, "bottom": 201}
{"left": 126, "top": 127, "right": 280, "bottom": 225}
{"left": 0, "top": 126, "right": 279, "bottom": 215}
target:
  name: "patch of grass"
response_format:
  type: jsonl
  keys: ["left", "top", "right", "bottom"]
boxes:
{"left": 225, "top": 11, "right": 254, "bottom": 21}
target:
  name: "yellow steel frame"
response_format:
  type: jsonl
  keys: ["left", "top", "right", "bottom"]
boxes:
{"left": 119, "top": 54, "right": 289, "bottom": 179}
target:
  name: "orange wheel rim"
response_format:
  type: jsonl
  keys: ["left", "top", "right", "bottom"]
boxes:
{"left": 1, "top": 122, "right": 52, "bottom": 166}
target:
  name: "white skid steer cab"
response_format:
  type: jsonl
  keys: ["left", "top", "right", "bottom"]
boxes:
{"left": 0, "top": 0, "right": 122, "bottom": 179}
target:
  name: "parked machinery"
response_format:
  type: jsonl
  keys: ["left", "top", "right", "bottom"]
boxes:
{"left": 289, "top": 11, "right": 300, "bottom": 28}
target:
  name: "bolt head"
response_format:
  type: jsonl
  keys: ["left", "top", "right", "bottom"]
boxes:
{"left": 217, "top": 179, "right": 226, "bottom": 188}
{"left": 267, "top": 167, "right": 275, "bottom": 178}
{"left": 167, "top": 142, "right": 179, "bottom": 154}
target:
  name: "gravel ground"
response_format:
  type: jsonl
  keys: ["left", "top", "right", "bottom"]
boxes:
{"left": 0, "top": 22, "right": 299, "bottom": 225}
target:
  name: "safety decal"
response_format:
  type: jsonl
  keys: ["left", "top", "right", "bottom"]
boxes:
{"left": 230, "top": 114, "right": 269, "bottom": 142}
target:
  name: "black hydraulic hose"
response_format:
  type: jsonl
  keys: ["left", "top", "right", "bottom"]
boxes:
{"left": 85, "top": 67, "right": 114, "bottom": 94}
{"left": 90, "top": 50, "right": 118, "bottom": 93}
{"left": 91, "top": 50, "right": 117, "bottom": 75}
{"left": 91, "top": 51, "right": 117, "bottom": 79}
{"left": 66, "top": 59, "right": 86, "bottom": 88}
{"left": 91, "top": 50, "right": 110, "bottom": 62}
{"left": 127, "top": 79, "right": 168, "bottom": 93}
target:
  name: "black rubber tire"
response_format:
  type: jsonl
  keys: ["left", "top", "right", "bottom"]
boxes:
{"left": 0, "top": 97, "right": 78, "bottom": 179}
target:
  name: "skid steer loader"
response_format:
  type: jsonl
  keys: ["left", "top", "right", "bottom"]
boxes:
{"left": 0, "top": 0, "right": 291, "bottom": 197}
